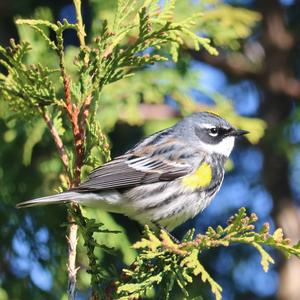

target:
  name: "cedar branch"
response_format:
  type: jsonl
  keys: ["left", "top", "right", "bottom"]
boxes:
{"left": 56, "top": 17, "right": 83, "bottom": 300}
{"left": 66, "top": 216, "right": 80, "bottom": 300}
{"left": 80, "top": 94, "right": 92, "bottom": 141}
{"left": 74, "top": 0, "right": 86, "bottom": 48}
{"left": 62, "top": 75, "right": 84, "bottom": 186}
{"left": 41, "top": 108, "right": 69, "bottom": 173}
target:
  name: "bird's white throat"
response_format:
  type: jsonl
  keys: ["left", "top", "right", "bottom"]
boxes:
{"left": 200, "top": 136, "right": 235, "bottom": 157}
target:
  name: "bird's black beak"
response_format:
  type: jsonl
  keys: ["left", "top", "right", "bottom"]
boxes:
{"left": 231, "top": 128, "right": 249, "bottom": 137}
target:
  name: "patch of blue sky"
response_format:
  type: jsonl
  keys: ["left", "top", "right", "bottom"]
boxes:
{"left": 217, "top": 177, "right": 250, "bottom": 208}
{"left": 34, "top": 228, "right": 50, "bottom": 260}
{"left": 37, "top": 244, "right": 50, "bottom": 261}
{"left": 10, "top": 255, "right": 30, "bottom": 277}
{"left": 59, "top": 4, "right": 77, "bottom": 24}
{"left": 236, "top": 147, "right": 264, "bottom": 176}
{"left": 288, "top": 122, "right": 300, "bottom": 144}
{"left": 233, "top": 252, "right": 278, "bottom": 297}
{"left": 11, "top": 225, "right": 51, "bottom": 290}
{"left": 190, "top": 62, "right": 260, "bottom": 117}
{"left": 12, "top": 229, "right": 30, "bottom": 258}
{"left": 30, "top": 263, "right": 53, "bottom": 291}
{"left": 224, "top": 80, "right": 260, "bottom": 116}
{"left": 10, "top": 250, "right": 52, "bottom": 290}
{"left": 164, "top": 95, "right": 179, "bottom": 110}
{"left": 213, "top": 249, "right": 235, "bottom": 275}
{"left": 24, "top": 214, "right": 34, "bottom": 230}
{"left": 215, "top": 279, "right": 235, "bottom": 300}
{"left": 250, "top": 185, "right": 273, "bottom": 218}
{"left": 190, "top": 89, "right": 215, "bottom": 105}
{"left": 279, "top": 0, "right": 295, "bottom": 5}
{"left": 191, "top": 61, "right": 227, "bottom": 93}
{"left": 35, "top": 227, "right": 49, "bottom": 244}
{"left": 289, "top": 150, "right": 300, "bottom": 201}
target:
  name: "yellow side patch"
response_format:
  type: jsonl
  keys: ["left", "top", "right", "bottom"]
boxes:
{"left": 182, "top": 162, "right": 212, "bottom": 189}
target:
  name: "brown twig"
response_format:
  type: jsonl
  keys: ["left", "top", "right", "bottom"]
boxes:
{"left": 57, "top": 30, "right": 83, "bottom": 300}
{"left": 41, "top": 108, "right": 69, "bottom": 173}
{"left": 80, "top": 94, "right": 92, "bottom": 140}
{"left": 62, "top": 73, "right": 82, "bottom": 300}
{"left": 58, "top": 19, "right": 91, "bottom": 300}
{"left": 67, "top": 218, "right": 80, "bottom": 300}
{"left": 56, "top": 1, "right": 95, "bottom": 298}
{"left": 63, "top": 75, "right": 84, "bottom": 186}
{"left": 40, "top": 108, "right": 79, "bottom": 300}
{"left": 56, "top": 0, "right": 90, "bottom": 297}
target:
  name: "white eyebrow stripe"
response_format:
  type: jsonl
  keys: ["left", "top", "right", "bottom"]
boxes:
{"left": 201, "top": 123, "right": 231, "bottom": 130}
{"left": 201, "top": 123, "right": 216, "bottom": 129}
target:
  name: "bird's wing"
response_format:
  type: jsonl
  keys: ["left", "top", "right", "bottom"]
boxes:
{"left": 75, "top": 138, "right": 193, "bottom": 192}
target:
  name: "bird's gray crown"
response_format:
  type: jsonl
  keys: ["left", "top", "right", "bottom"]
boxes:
{"left": 183, "top": 112, "right": 231, "bottom": 128}
{"left": 175, "top": 112, "right": 232, "bottom": 134}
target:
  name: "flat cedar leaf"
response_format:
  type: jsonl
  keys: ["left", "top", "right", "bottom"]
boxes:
{"left": 252, "top": 242, "right": 274, "bottom": 272}
{"left": 259, "top": 222, "right": 270, "bottom": 235}
{"left": 180, "top": 249, "right": 199, "bottom": 271}
{"left": 117, "top": 274, "right": 162, "bottom": 295}
{"left": 271, "top": 242, "right": 300, "bottom": 259}
{"left": 182, "top": 228, "right": 195, "bottom": 242}
{"left": 273, "top": 228, "right": 284, "bottom": 242}
{"left": 53, "top": 111, "right": 65, "bottom": 136}
{"left": 16, "top": 18, "right": 58, "bottom": 31}
{"left": 216, "top": 225, "right": 224, "bottom": 235}
{"left": 133, "top": 225, "right": 161, "bottom": 251}
{"left": 170, "top": 41, "right": 179, "bottom": 61}
{"left": 181, "top": 267, "right": 193, "bottom": 283}
{"left": 139, "top": 251, "right": 159, "bottom": 260}
{"left": 206, "top": 226, "right": 217, "bottom": 236}
{"left": 160, "top": 229, "right": 176, "bottom": 246}
{"left": 180, "top": 249, "right": 222, "bottom": 300}
{"left": 175, "top": 271, "right": 189, "bottom": 297}
{"left": 196, "top": 261, "right": 222, "bottom": 300}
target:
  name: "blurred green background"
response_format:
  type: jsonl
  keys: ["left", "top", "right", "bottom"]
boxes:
{"left": 1, "top": 0, "right": 300, "bottom": 299}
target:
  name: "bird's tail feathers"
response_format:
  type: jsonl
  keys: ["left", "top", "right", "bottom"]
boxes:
{"left": 16, "top": 191, "right": 81, "bottom": 208}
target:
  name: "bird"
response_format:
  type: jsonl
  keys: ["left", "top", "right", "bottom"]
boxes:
{"left": 17, "top": 112, "right": 249, "bottom": 232}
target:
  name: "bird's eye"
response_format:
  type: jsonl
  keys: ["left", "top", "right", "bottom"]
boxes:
{"left": 208, "top": 127, "right": 218, "bottom": 137}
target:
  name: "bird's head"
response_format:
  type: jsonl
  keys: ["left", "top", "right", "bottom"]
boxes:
{"left": 178, "top": 112, "right": 249, "bottom": 157}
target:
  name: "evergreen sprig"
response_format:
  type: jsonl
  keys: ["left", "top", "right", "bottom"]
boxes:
{"left": 117, "top": 208, "right": 300, "bottom": 300}
{"left": 0, "top": 39, "right": 58, "bottom": 115}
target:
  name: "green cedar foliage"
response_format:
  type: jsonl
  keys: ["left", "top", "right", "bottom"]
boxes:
{"left": 0, "top": 0, "right": 298, "bottom": 299}
{"left": 118, "top": 208, "right": 300, "bottom": 300}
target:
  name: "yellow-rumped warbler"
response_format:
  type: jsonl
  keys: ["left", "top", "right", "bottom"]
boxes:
{"left": 17, "top": 112, "right": 248, "bottom": 231}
